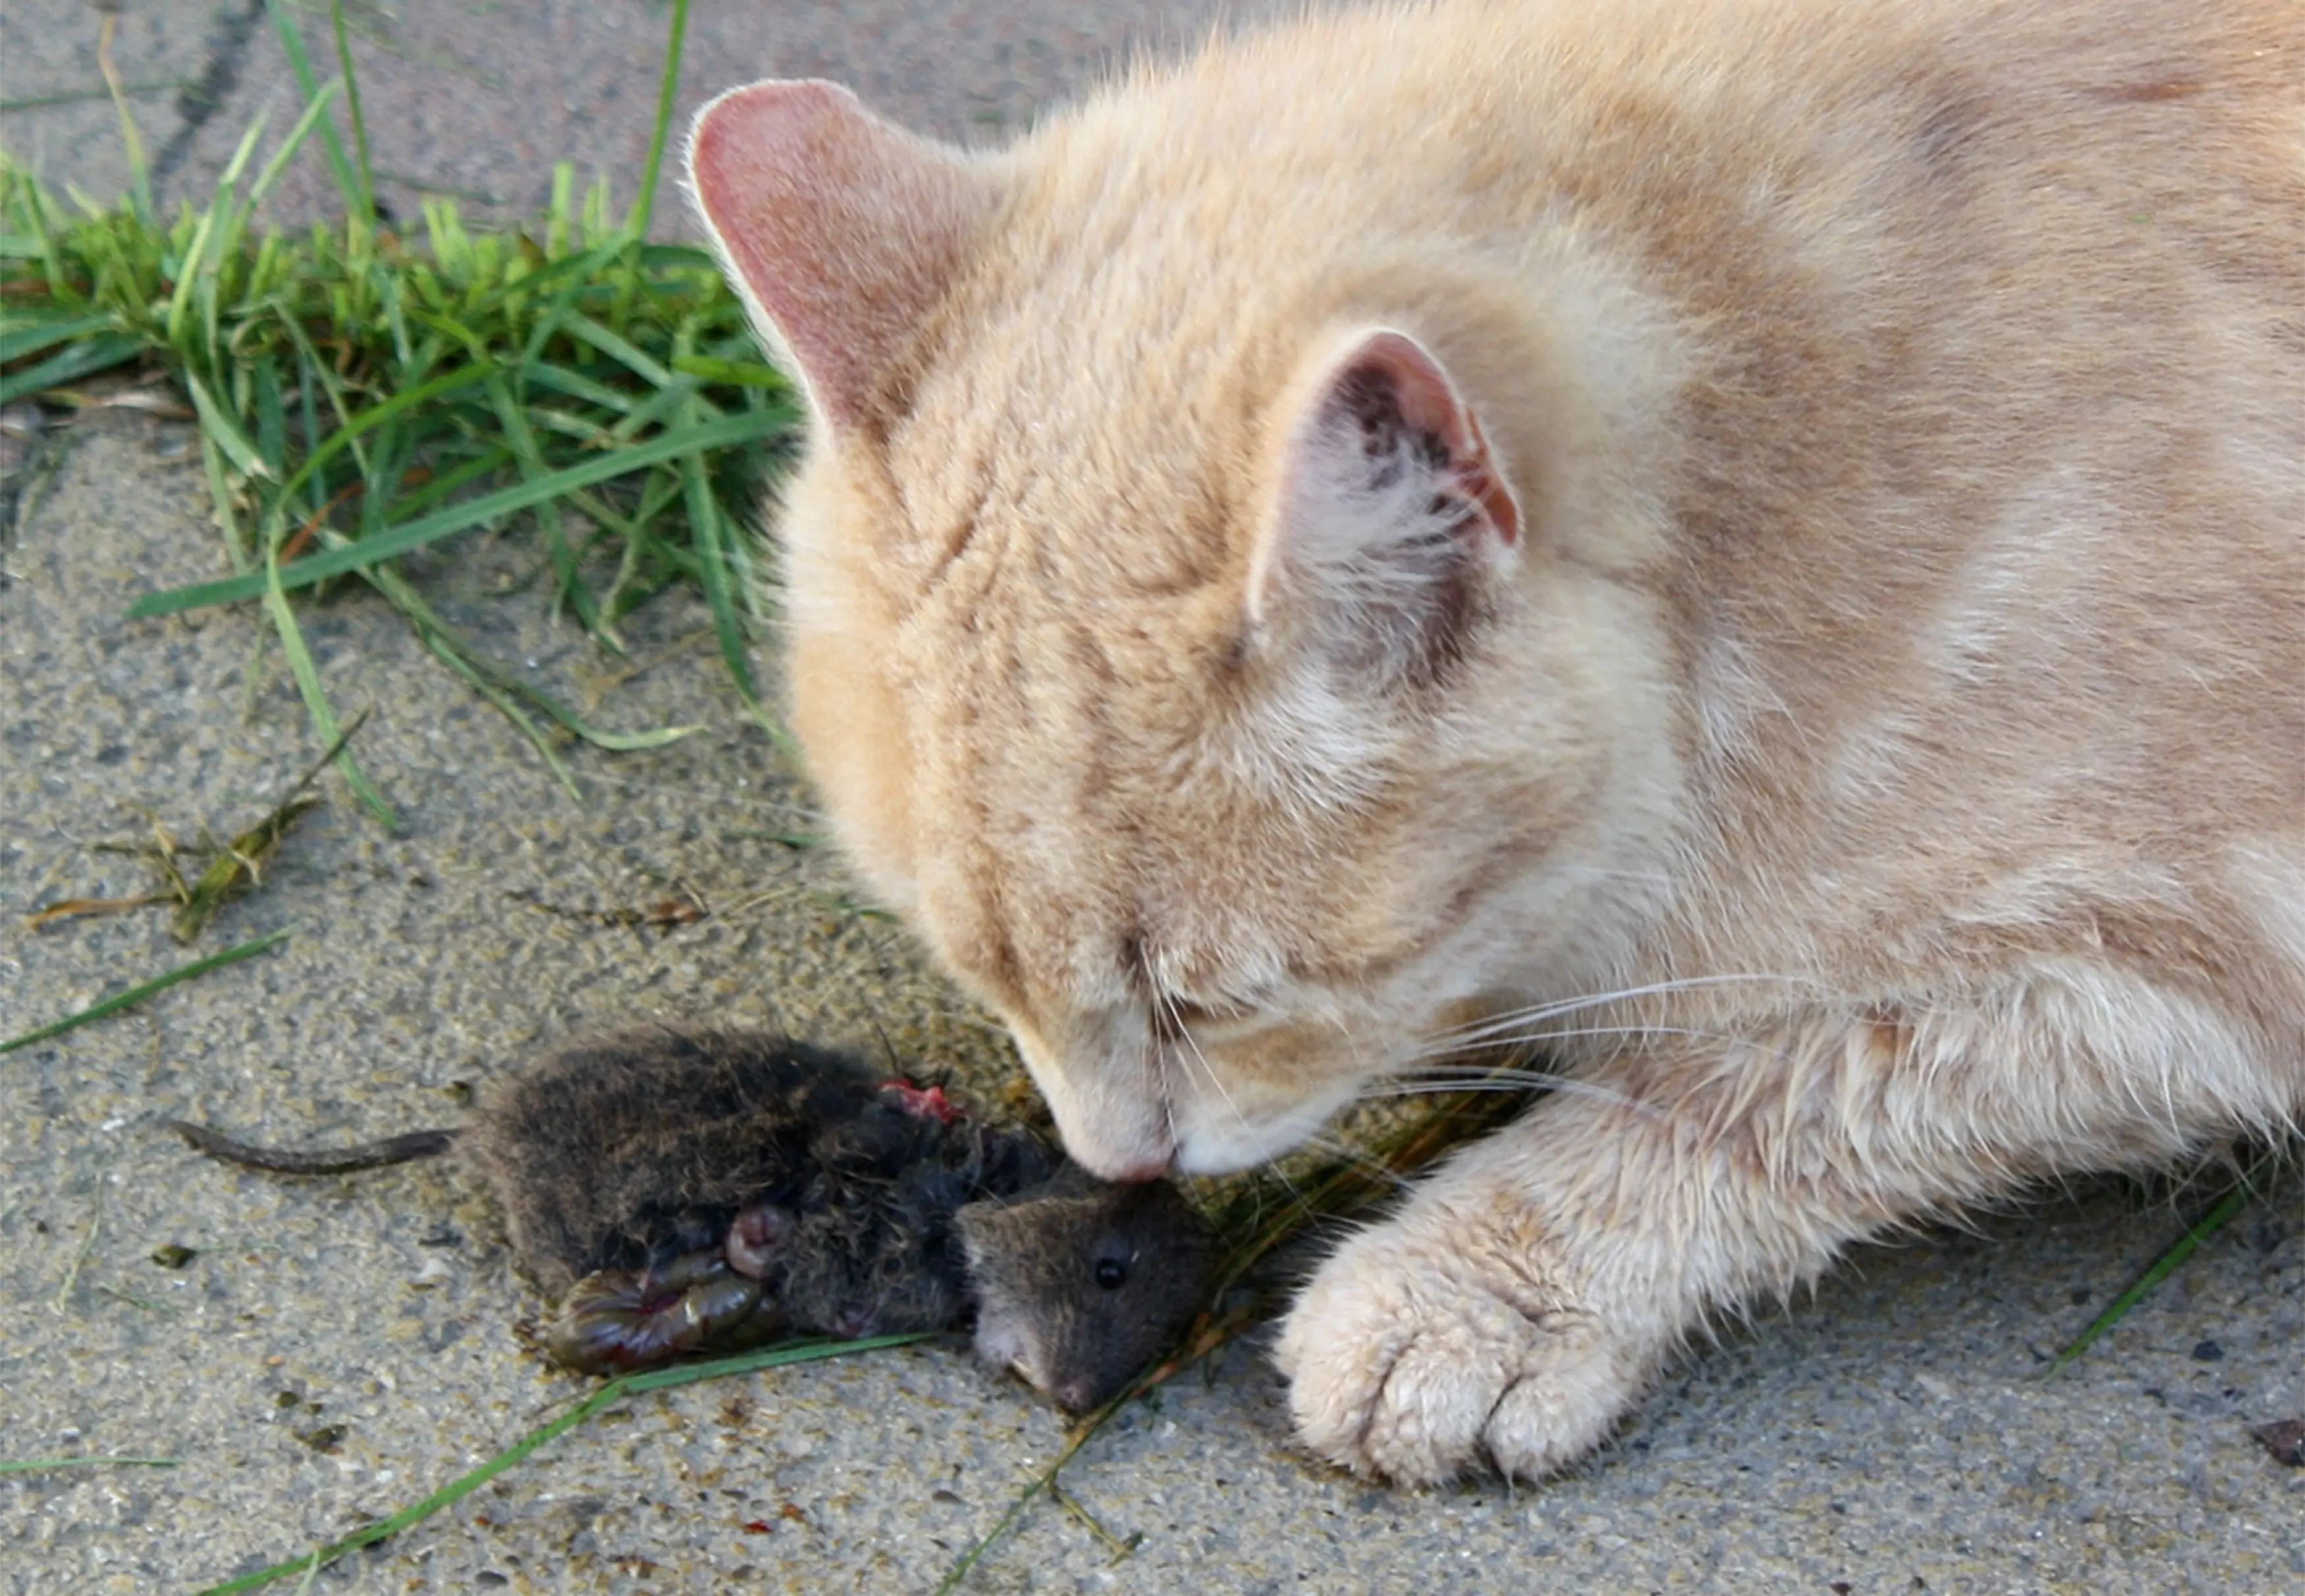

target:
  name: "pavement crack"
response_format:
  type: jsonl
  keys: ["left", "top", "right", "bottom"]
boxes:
{"left": 148, "top": 0, "right": 269, "bottom": 195}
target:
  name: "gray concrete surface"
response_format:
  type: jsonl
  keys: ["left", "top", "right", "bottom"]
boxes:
{"left": 3, "top": 4, "right": 2300, "bottom": 1593}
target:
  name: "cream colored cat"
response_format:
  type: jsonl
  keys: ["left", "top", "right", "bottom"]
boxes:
{"left": 686, "top": 0, "right": 2304, "bottom": 1482}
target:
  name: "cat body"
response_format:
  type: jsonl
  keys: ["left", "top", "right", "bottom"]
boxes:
{"left": 689, "top": 0, "right": 2304, "bottom": 1481}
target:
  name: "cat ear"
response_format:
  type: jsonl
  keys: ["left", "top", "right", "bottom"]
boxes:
{"left": 688, "top": 80, "right": 987, "bottom": 432}
{"left": 1248, "top": 329, "right": 1521, "bottom": 683}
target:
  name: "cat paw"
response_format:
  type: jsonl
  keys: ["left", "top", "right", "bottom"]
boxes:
{"left": 1275, "top": 1208, "right": 1650, "bottom": 1484}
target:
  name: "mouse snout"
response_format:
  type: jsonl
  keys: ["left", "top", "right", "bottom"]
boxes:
{"left": 828, "top": 1306, "right": 879, "bottom": 1340}
{"left": 724, "top": 1202, "right": 795, "bottom": 1279}
{"left": 1052, "top": 1375, "right": 1102, "bottom": 1414}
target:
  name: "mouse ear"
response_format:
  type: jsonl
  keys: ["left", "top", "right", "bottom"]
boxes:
{"left": 688, "top": 80, "right": 992, "bottom": 433}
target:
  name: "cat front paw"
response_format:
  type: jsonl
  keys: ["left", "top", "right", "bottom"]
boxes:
{"left": 1275, "top": 1206, "right": 1650, "bottom": 1484}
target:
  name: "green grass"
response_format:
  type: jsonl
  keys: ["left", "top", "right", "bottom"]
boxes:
{"left": 2049, "top": 1148, "right": 2287, "bottom": 1371}
{"left": 0, "top": 0, "right": 794, "bottom": 822}
{"left": 190, "top": 1335, "right": 933, "bottom": 1595}
{"left": 0, "top": 928, "right": 292, "bottom": 1055}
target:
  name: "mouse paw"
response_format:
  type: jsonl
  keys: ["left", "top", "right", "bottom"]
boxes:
{"left": 1275, "top": 1204, "right": 1653, "bottom": 1484}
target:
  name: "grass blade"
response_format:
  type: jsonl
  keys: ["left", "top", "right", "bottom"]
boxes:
{"left": 0, "top": 331, "right": 147, "bottom": 406}
{"left": 130, "top": 407, "right": 793, "bottom": 616}
{"left": 0, "top": 928, "right": 291, "bottom": 1055}
{"left": 626, "top": 0, "right": 690, "bottom": 238}
{"left": 260, "top": 552, "right": 396, "bottom": 826}
{"left": 0, "top": 310, "right": 117, "bottom": 364}
{"left": 670, "top": 352, "right": 786, "bottom": 388}
{"left": 95, "top": 13, "right": 152, "bottom": 219}
{"left": 193, "top": 1334, "right": 930, "bottom": 1596}
{"left": 181, "top": 369, "right": 275, "bottom": 481}
{"left": 2050, "top": 1152, "right": 2282, "bottom": 1371}
{"left": 167, "top": 112, "right": 269, "bottom": 348}
{"left": 328, "top": 0, "right": 379, "bottom": 223}
{"left": 681, "top": 429, "right": 757, "bottom": 702}
{"left": 482, "top": 369, "right": 601, "bottom": 633}
{"left": 561, "top": 309, "right": 676, "bottom": 388}
{"left": 262, "top": 0, "right": 362, "bottom": 211}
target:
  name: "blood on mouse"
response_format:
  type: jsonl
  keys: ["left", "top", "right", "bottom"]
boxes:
{"left": 879, "top": 1080, "right": 961, "bottom": 1124}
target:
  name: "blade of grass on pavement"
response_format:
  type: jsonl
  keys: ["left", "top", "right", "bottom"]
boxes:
{"left": 0, "top": 928, "right": 291, "bottom": 1056}
{"left": 261, "top": 0, "right": 363, "bottom": 213}
{"left": 2050, "top": 1151, "right": 2283, "bottom": 1371}
{"left": 625, "top": 0, "right": 691, "bottom": 238}
{"left": 260, "top": 549, "right": 396, "bottom": 826}
{"left": 193, "top": 1333, "right": 931, "bottom": 1596}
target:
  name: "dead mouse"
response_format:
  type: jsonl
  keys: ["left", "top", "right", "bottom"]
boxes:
{"left": 557, "top": 1159, "right": 1218, "bottom": 1410}
{"left": 169, "top": 1027, "right": 1056, "bottom": 1345}
{"left": 167, "top": 1027, "right": 1216, "bottom": 1408}
{"left": 957, "top": 1167, "right": 1216, "bottom": 1412}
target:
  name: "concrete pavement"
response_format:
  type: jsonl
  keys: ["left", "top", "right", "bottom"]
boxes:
{"left": 3, "top": 4, "right": 2298, "bottom": 1591}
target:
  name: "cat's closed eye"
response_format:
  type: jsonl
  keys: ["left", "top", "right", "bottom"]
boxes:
{"left": 1149, "top": 990, "right": 1266, "bottom": 1046}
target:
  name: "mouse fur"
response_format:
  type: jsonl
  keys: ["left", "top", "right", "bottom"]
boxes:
{"left": 957, "top": 1167, "right": 1216, "bottom": 1412}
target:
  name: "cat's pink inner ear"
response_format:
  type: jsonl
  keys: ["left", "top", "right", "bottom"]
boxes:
{"left": 688, "top": 80, "right": 984, "bottom": 431}
{"left": 1251, "top": 328, "right": 1521, "bottom": 636}
{"left": 1361, "top": 332, "right": 1518, "bottom": 543}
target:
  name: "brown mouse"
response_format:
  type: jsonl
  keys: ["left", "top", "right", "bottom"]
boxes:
{"left": 957, "top": 1168, "right": 1216, "bottom": 1413}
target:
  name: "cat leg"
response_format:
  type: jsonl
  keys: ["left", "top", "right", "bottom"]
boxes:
{"left": 1277, "top": 988, "right": 2291, "bottom": 1483}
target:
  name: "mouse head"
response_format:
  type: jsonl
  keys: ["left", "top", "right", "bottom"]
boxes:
{"left": 958, "top": 1175, "right": 1215, "bottom": 1412}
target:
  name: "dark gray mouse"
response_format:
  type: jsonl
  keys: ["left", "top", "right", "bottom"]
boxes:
{"left": 167, "top": 1028, "right": 1216, "bottom": 1406}
{"left": 170, "top": 1028, "right": 1056, "bottom": 1346}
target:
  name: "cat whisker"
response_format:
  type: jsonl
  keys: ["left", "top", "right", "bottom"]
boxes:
{"left": 1540, "top": 864, "right": 1679, "bottom": 887}
{"left": 1421, "top": 974, "right": 1823, "bottom": 1049}
{"left": 1380, "top": 1061, "right": 1579, "bottom": 1088}
{"left": 1359, "top": 1071, "right": 1662, "bottom": 1121}
{"left": 1160, "top": 987, "right": 1312, "bottom": 1206}
{"left": 1297, "top": 1128, "right": 1417, "bottom": 1193}
{"left": 1405, "top": 1023, "right": 1750, "bottom": 1065}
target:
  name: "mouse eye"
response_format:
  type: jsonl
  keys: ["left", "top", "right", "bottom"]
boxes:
{"left": 1093, "top": 1255, "right": 1128, "bottom": 1290}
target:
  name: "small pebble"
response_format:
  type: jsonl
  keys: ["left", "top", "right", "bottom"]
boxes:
{"left": 2190, "top": 1339, "right": 2224, "bottom": 1362}
{"left": 2251, "top": 1419, "right": 2304, "bottom": 1466}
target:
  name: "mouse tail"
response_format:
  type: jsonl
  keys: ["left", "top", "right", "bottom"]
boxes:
{"left": 166, "top": 1119, "right": 458, "bottom": 1175}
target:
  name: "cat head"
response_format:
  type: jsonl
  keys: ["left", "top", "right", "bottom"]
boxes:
{"left": 689, "top": 82, "right": 1678, "bottom": 1177}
